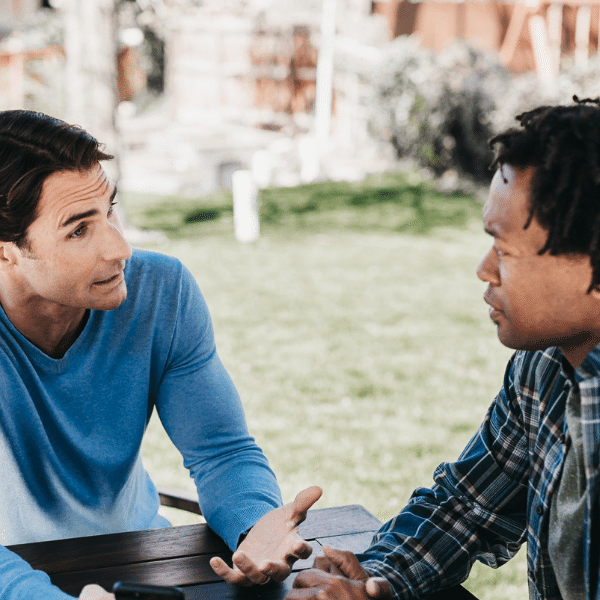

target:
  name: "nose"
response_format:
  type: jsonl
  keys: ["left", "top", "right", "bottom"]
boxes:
{"left": 477, "top": 247, "right": 500, "bottom": 286}
{"left": 102, "top": 213, "right": 132, "bottom": 263}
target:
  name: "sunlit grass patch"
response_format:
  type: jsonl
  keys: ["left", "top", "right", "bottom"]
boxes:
{"left": 131, "top": 175, "right": 527, "bottom": 600}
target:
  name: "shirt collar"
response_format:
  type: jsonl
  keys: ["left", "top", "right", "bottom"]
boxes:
{"left": 574, "top": 343, "right": 600, "bottom": 383}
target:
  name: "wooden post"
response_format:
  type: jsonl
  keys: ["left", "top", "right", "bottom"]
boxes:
{"left": 598, "top": 3, "right": 600, "bottom": 58}
{"left": 499, "top": 1, "right": 529, "bottom": 67}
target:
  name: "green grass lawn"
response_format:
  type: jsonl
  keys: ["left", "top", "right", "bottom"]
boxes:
{"left": 124, "top": 172, "right": 527, "bottom": 600}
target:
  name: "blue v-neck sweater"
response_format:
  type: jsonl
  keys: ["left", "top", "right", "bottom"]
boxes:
{"left": 0, "top": 248, "right": 281, "bottom": 599}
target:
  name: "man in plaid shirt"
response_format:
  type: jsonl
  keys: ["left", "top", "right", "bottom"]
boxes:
{"left": 287, "top": 98, "right": 600, "bottom": 600}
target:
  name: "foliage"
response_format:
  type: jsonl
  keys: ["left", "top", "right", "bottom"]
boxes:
{"left": 369, "top": 38, "right": 508, "bottom": 182}
{"left": 487, "top": 55, "right": 600, "bottom": 133}
{"left": 368, "top": 39, "right": 600, "bottom": 185}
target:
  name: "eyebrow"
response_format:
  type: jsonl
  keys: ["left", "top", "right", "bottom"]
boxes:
{"left": 60, "top": 186, "right": 118, "bottom": 229}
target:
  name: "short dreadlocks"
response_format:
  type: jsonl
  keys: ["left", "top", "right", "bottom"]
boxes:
{"left": 489, "top": 96, "right": 600, "bottom": 291}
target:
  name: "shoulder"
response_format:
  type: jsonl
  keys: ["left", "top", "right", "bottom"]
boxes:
{"left": 124, "top": 248, "right": 195, "bottom": 295}
{"left": 122, "top": 248, "right": 207, "bottom": 319}
{"left": 126, "top": 248, "right": 185, "bottom": 280}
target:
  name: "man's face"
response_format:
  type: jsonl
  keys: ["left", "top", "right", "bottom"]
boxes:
{"left": 477, "top": 164, "right": 600, "bottom": 365}
{"left": 11, "top": 165, "right": 132, "bottom": 312}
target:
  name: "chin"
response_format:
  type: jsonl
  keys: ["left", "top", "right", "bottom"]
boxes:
{"left": 497, "top": 329, "right": 556, "bottom": 353}
{"left": 93, "top": 291, "right": 128, "bottom": 311}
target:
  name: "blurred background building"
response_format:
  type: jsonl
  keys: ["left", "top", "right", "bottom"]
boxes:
{"left": 1, "top": 0, "right": 600, "bottom": 195}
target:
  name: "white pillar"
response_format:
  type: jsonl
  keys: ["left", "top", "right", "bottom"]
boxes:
{"left": 529, "top": 15, "right": 555, "bottom": 86}
{"left": 546, "top": 3, "right": 562, "bottom": 77}
{"left": 251, "top": 150, "right": 272, "bottom": 189}
{"left": 575, "top": 4, "right": 591, "bottom": 69}
{"left": 232, "top": 170, "right": 260, "bottom": 243}
{"left": 314, "top": 0, "right": 337, "bottom": 166}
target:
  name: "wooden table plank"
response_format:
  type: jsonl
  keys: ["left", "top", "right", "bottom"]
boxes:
{"left": 183, "top": 578, "right": 296, "bottom": 600}
{"left": 7, "top": 504, "right": 479, "bottom": 600}
{"left": 8, "top": 506, "right": 382, "bottom": 597}
{"left": 48, "top": 529, "right": 379, "bottom": 597}
{"left": 298, "top": 505, "right": 380, "bottom": 538}
{"left": 8, "top": 524, "right": 227, "bottom": 574}
{"left": 49, "top": 552, "right": 227, "bottom": 595}
{"left": 8, "top": 505, "right": 381, "bottom": 576}
{"left": 312, "top": 531, "right": 376, "bottom": 556}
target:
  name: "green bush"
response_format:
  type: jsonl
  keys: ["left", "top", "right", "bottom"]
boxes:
{"left": 370, "top": 38, "right": 508, "bottom": 182}
{"left": 369, "top": 37, "right": 600, "bottom": 184}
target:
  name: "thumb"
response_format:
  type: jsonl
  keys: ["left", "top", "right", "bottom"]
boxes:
{"left": 365, "top": 577, "right": 392, "bottom": 599}
{"left": 290, "top": 486, "right": 323, "bottom": 522}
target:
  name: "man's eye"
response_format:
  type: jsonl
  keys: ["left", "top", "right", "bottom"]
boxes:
{"left": 70, "top": 225, "right": 86, "bottom": 239}
{"left": 495, "top": 247, "right": 505, "bottom": 257}
{"left": 108, "top": 201, "right": 117, "bottom": 216}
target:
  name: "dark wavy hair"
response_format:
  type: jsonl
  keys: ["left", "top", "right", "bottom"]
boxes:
{"left": 489, "top": 96, "right": 600, "bottom": 291}
{"left": 0, "top": 110, "right": 113, "bottom": 249}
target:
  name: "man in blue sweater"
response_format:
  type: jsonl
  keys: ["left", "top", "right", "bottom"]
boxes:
{"left": 0, "top": 110, "right": 321, "bottom": 600}
{"left": 287, "top": 98, "right": 600, "bottom": 600}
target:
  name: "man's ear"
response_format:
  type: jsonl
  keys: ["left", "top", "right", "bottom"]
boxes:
{"left": 0, "top": 242, "right": 20, "bottom": 267}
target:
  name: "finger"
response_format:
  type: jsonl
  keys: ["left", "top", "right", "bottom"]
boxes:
{"left": 232, "top": 551, "right": 272, "bottom": 585}
{"left": 313, "top": 555, "right": 334, "bottom": 572}
{"left": 209, "top": 556, "right": 252, "bottom": 586}
{"left": 293, "top": 568, "right": 337, "bottom": 589}
{"left": 262, "top": 559, "right": 292, "bottom": 582}
{"left": 286, "top": 588, "right": 328, "bottom": 600}
{"left": 365, "top": 577, "right": 393, "bottom": 599}
{"left": 290, "top": 486, "right": 323, "bottom": 523}
{"left": 79, "top": 584, "right": 114, "bottom": 600}
{"left": 322, "top": 545, "right": 366, "bottom": 581}
{"left": 291, "top": 538, "right": 314, "bottom": 560}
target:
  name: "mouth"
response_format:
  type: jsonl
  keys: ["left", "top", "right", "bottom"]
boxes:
{"left": 93, "top": 271, "right": 123, "bottom": 286}
{"left": 483, "top": 293, "right": 503, "bottom": 321}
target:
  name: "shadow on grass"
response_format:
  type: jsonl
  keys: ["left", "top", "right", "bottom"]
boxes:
{"left": 260, "top": 178, "right": 476, "bottom": 234}
{"left": 124, "top": 172, "right": 481, "bottom": 239}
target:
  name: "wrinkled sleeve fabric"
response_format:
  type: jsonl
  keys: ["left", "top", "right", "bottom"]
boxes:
{"left": 358, "top": 355, "right": 529, "bottom": 600}
{"left": 0, "top": 548, "right": 74, "bottom": 600}
{"left": 153, "top": 263, "right": 282, "bottom": 550}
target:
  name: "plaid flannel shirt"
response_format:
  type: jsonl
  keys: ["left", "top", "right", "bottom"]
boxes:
{"left": 359, "top": 345, "right": 600, "bottom": 600}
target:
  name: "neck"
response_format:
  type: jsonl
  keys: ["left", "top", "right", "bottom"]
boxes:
{"left": 561, "top": 336, "right": 600, "bottom": 369}
{"left": 0, "top": 287, "right": 88, "bottom": 359}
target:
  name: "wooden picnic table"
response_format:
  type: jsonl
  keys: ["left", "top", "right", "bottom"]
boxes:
{"left": 7, "top": 504, "right": 477, "bottom": 599}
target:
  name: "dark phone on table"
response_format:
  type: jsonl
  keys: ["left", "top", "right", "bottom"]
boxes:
{"left": 112, "top": 581, "right": 185, "bottom": 600}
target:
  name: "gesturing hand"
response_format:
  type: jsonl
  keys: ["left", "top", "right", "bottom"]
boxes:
{"left": 285, "top": 545, "right": 392, "bottom": 600}
{"left": 210, "top": 486, "right": 323, "bottom": 586}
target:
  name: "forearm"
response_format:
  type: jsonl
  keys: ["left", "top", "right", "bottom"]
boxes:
{"left": 357, "top": 472, "right": 526, "bottom": 599}
{"left": 356, "top": 488, "right": 476, "bottom": 600}
{"left": 189, "top": 444, "right": 282, "bottom": 549}
{"left": 0, "top": 546, "right": 75, "bottom": 600}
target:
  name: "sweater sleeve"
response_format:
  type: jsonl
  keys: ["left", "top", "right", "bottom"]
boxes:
{"left": 153, "top": 264, "right": 282, "bottom": 550}
{"left": 0, "top": 546, "right": 75, "bottom": 600}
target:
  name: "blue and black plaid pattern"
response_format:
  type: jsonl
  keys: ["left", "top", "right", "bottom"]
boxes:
{"left": 358, "top": 346, "right": 600, "bottom": 600}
